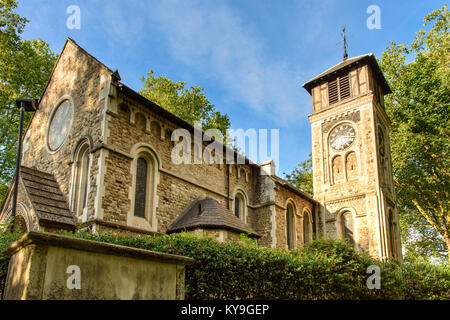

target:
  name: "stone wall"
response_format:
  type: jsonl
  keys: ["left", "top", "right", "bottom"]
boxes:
{"left": 309, "top": 71, "right": 402, "bottom": 261}
{"left": 21, "top": 40, "right": 112, "bottom": 223}
{"left": 3, "top": 232, "right": 193, "bottom": 300}
{"left": 10, "top": 39, "right": 316, "bottom": 251}
{"left": 273, "top": 183, "right": 314, "bottom": 249}
{"left": 99, "top": 89, "right": 314, "bottom": 247}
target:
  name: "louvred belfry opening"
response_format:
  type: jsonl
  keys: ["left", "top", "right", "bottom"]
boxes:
{"left": 327, "top": 72, "right": 351, "bottom": 105}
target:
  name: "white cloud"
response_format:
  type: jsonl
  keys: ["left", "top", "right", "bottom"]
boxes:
{"left": 142, "top": 0, "right": 310, "bottom": 125}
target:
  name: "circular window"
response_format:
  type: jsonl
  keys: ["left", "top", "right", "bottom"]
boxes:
{"left": 47, "top": 99, "right": 74, "bottom": 152}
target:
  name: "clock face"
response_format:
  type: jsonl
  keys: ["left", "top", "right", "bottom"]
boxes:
{"left": 48, "top": 100, "right": 73, "bottom": 151}
{"left": 329, "top": 124, "right": 356, "bottom": 151}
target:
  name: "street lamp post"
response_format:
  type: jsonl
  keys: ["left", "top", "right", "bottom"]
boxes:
{"left": 10, "top": 98, "right": 39, "bottom": 229}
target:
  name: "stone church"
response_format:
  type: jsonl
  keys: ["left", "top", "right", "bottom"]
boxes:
{"left": 0, "top": 38, "right": 401, "bottom": 262}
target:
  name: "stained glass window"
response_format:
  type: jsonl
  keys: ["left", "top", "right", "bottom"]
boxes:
{"left": 134, "top": 158, "right": 148, "bottom": 218}
{"left": 234, "top": 196, "right": 240, "bottom": 218}
{"left": 287, "top": 205, "right": 295, "bottom": 249}
{"left": 73, "top": 143, "right": 90, "bottom": 218}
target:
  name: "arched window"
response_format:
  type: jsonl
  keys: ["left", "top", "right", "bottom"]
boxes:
{"left": 134, "top": 157, "right": 148, "bottom": 218}
{"left": 72, "top": 142, "right": 90, "bottom": 218}
{"left": 340, "top": 211, "right": 354, "bottom": 246}
{"left": 233, "top": 191, "right": 247, "bottom": 221}
{"left": 345, "top": 151, "right": 358, "bottom": 181}
{"left": 332, "top": 155, "right": 344, "bottom": 183}
{"left": 303, "top": 209, "right": 312, "bottom": 244}
{"left": 286, "top": 203, "right": 296, "bottom": 250}
{"left": 234, "top": 196, "right": 240, "bottom": 218}
{"left": 129, "top": 146, "right": 159, "bottom": 230}
{"left": 388, "top": 210, "right": 397, "bottom": 260}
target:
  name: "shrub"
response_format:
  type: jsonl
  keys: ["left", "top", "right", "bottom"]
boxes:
{"left": 1, "top": 229, "right": 449, "bottom": 300}
{"left": 58, "top": 231, "right": 450, "bottom": 300}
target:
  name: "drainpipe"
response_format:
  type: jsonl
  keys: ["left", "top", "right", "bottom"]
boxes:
{"left": 11, "top": 99, "right": 38, "bottom": 229}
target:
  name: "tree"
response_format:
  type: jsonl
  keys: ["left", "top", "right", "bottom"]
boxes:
{"left": 284, "top": 153, "right": 313, "bottom": 195}
{"left": 139, "top": 70, "right": 231, "bottom": 137}
{"left": 381, "top": 5, "right": 449, "bottom": 262}
{"left": 0, "top": 0, "right": 57, "bottom": 204}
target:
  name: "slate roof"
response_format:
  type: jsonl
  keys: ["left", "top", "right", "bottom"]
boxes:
{"left": 302, "top": 53, "right": 392, "bottom": 95}
{"left": 167, "top": 197, "right": 260, "bottom": 238}
{"left": 20, "top": 166, "right": 76, "bottom": 228}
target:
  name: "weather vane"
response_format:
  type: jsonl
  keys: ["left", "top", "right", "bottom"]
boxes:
{"left": 342, "top": 27, "right": 348, "bottom": 61}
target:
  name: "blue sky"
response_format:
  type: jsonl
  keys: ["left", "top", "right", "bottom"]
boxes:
{"left": 16, "top": 0, "right": 446, "bottom": 177}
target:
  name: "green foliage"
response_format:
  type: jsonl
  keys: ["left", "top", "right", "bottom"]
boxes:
{"left": 50, "top": 231, "right": 449, "bottom": 300}
{"left": 380, "top": 5, "right": 450, "bottom": 262}
{"left": 284, "top": 153, "right": 313, "bottom": 195}
{"left": 0, "top": 228, "right": 448, "bottom": 300}
{"left": 139, "top": 70, "right": 231, "bottom": 139}
{"left": 0, "top": 0, "right": 57, "bottom": 205}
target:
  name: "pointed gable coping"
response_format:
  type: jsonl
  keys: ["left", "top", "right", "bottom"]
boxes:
{"left": 36, "top": 38, "right": 113, "bottom": 112}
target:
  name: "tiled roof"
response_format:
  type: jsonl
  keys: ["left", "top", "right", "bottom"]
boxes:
{"left": 20, "top": 166, "right": 76, "bottom": 228}
{"left": 167, "top": 197, "right": 260, "bottom": 238}
{"left": 302, "top": 53, "right": 392, "bottom": 95}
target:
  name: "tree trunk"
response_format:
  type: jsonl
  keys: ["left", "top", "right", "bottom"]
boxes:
{"left": 445, "top": 235, "right": 450, "bottom": 263}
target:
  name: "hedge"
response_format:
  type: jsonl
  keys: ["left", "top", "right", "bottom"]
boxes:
{"left": 1, "top": 229, "right": 449, "bottom": 300}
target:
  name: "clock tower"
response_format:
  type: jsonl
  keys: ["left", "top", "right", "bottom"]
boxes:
{"left": 303, "top": 54, "right": 402, "bottom": 262}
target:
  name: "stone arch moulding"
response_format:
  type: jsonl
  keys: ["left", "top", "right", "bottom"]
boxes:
{"left": 16, "top": 202, "right": 32, "bottom": 232}
{"left": 231, "top": 188, "right": 249, "bottom": 223}
{"left": 128, "top": 143, "right": 161, "bottom": 232}
{"left": 336, "top": 207, "right": 358, "bottom": 248}
{"left": 285, "top": 198, "right": 300, "bottom": 217}
{"left": 1, "top": 202, "right": 35, "bottom": 232}
{"left": 71, "top": 136, "right": 94, "bottom": 163}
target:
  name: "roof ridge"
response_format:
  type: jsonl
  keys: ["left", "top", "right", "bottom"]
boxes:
{"left": 168, "top": 197, "right": 259, "bottom": 237}
{"left": 302, "top": 53, "right": 373, "bottom": 87}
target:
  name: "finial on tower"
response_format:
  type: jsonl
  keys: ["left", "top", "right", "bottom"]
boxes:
{"left": 342, "top": 27, "right": 348, "bottom": 61}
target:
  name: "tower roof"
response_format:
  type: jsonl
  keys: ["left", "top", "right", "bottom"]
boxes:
{"left": 302, "top": 53, "right": 392, "bottom": 95}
